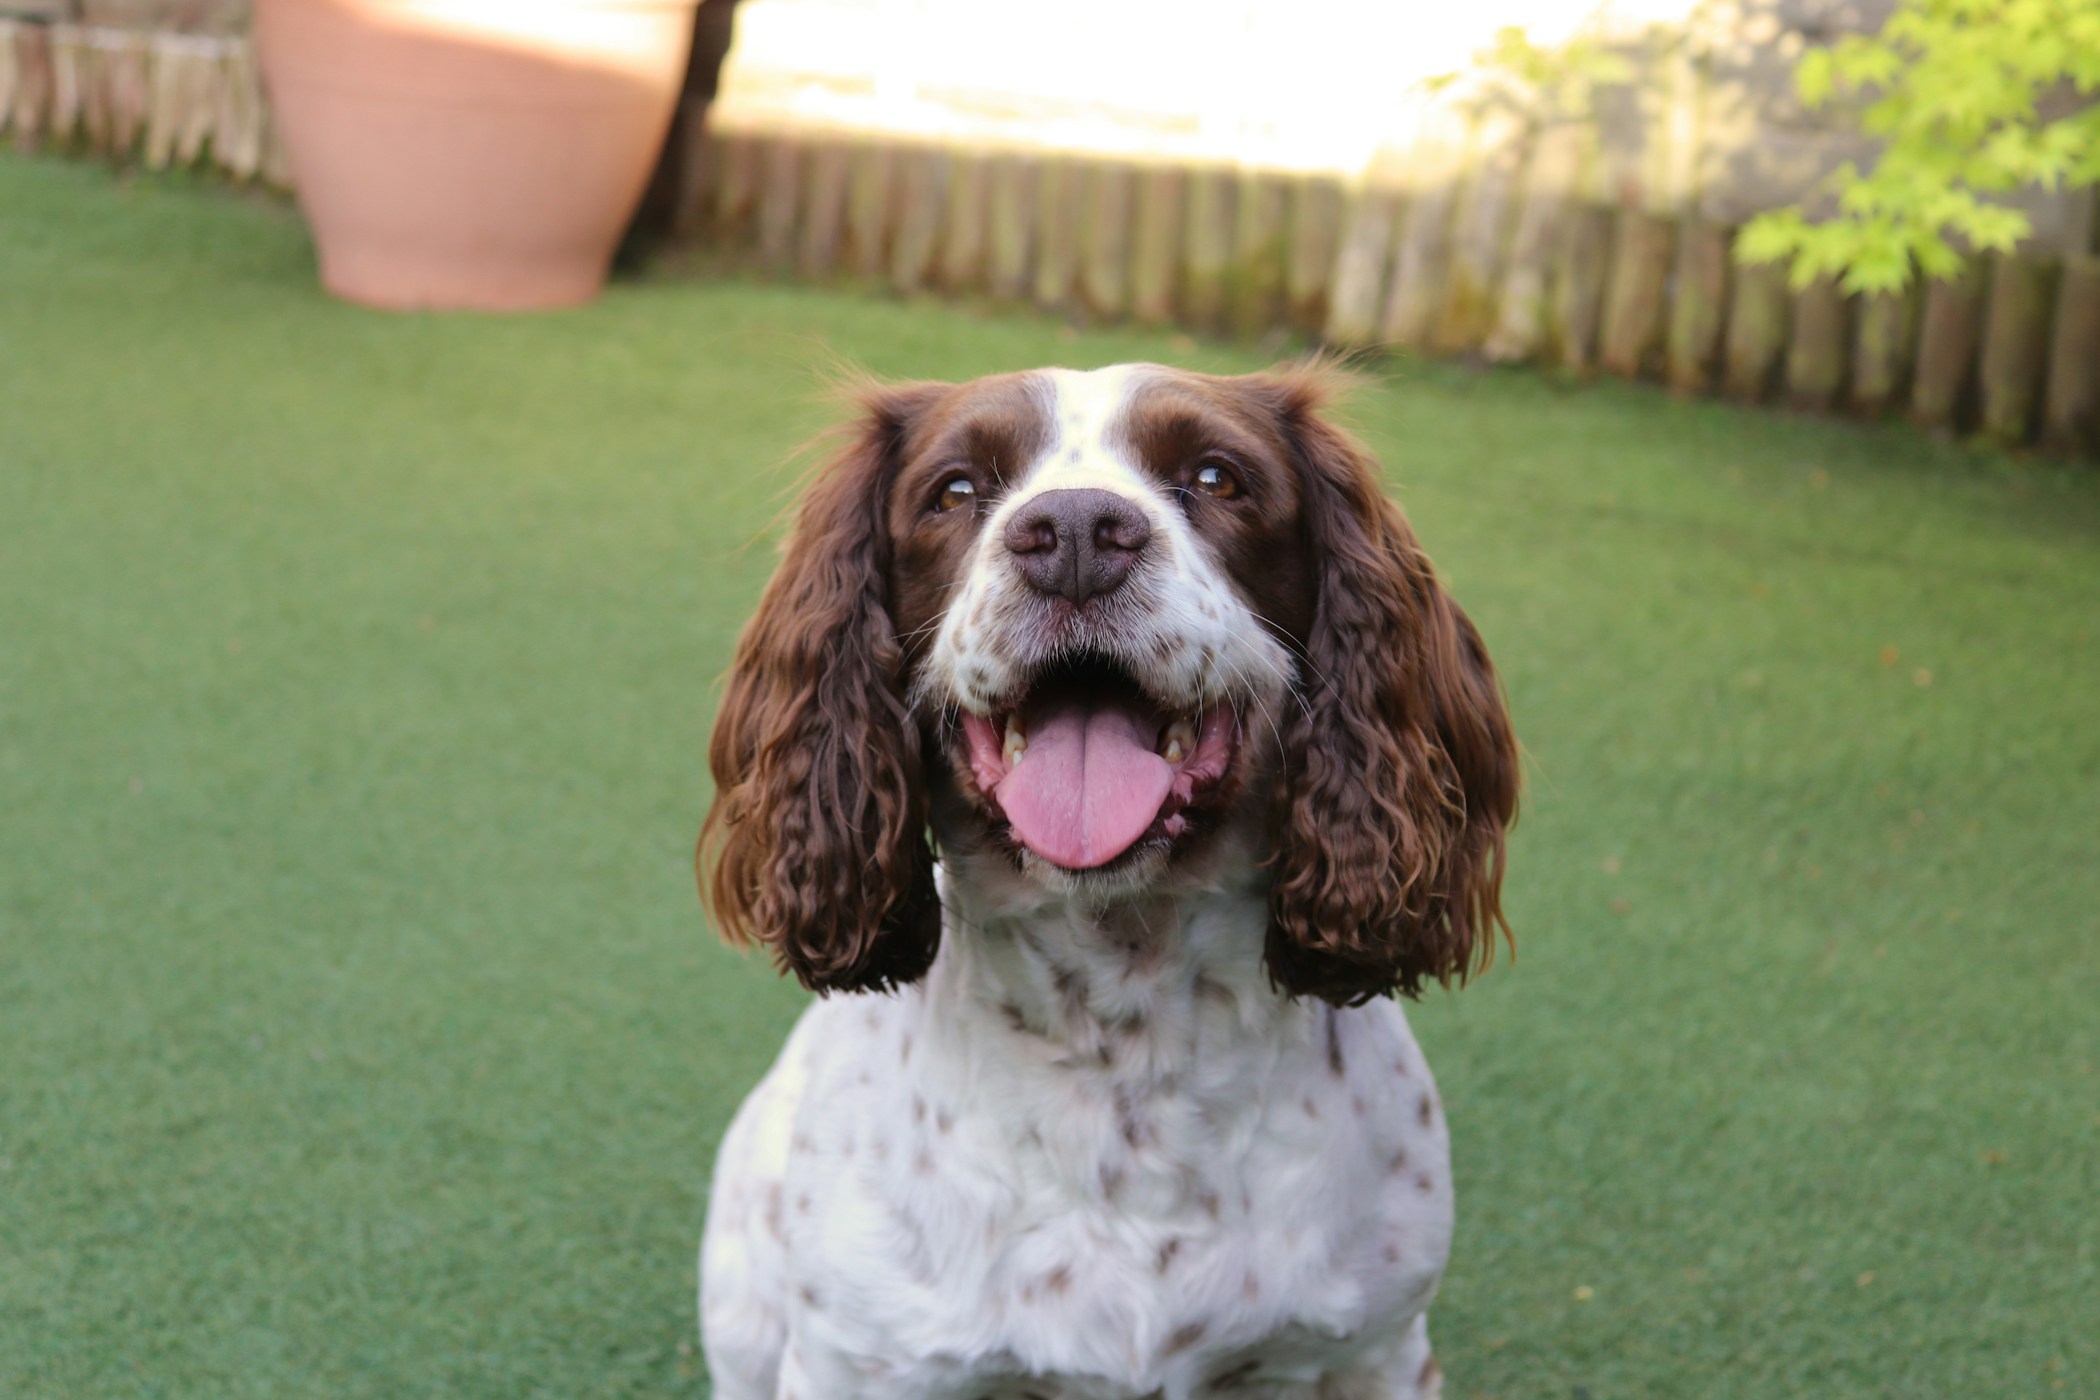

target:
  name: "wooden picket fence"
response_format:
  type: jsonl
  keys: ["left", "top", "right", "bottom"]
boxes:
{"left": 0, "top": 20, "right": 286, "bottom": 185}
{"left": 676, "top": 120, "right": 2100, "bottom": 461}
{"left": 6, "top": 17, "right": 2095, "bottom": 461}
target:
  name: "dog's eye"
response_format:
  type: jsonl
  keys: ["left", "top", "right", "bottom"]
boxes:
{"left": 933, "top": 476, "right": 976, "bottom": 513}
{"left": 1192, "top": 461, "right": 1242, "bottom": 500}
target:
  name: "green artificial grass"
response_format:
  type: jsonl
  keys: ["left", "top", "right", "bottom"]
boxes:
{"left": 2, "top": 155, "right": 2096, "bottom": 1399}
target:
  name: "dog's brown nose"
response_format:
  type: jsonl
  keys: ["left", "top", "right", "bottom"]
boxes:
{"left": 1003, "top": 488, "right": 1154, "bottom": 606}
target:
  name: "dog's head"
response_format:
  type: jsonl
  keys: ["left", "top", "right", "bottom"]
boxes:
{"left": 700, "top": 364, "right": 1518, "bottom": 1003}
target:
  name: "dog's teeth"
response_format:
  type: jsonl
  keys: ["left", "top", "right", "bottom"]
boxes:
{"left": 1161, "top": 718, "right": 1195, "bottom": 765}
{"left": 1003, "top": 716, "right": 1027, "bottom": 768}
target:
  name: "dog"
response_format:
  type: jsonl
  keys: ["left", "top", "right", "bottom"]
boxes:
{"left": 696, "top": 362, "right": 1518, "bottom": 1400}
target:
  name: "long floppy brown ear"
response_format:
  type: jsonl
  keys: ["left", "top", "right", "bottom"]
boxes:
{"left": 1262, "top": 374, "right": 1519, "bottom": 1004}
{"left": 698, "top": 385, "right": 945, "bottom": 993}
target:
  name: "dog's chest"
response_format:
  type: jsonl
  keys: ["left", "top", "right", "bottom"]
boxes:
{"left": 777, "top": 987, "right": 1453, "bottom": 1398}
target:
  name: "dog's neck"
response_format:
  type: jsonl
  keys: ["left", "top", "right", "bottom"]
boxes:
{"left": 923, "top": 832, "right": 1314, "bottom": 1083}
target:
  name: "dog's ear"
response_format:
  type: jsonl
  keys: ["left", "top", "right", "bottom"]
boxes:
{"left": 1258, "top": 371, "right": 1519, "bottom": 1004}
{"left": 699, "top": 384, "right": 948, "bottom": 993}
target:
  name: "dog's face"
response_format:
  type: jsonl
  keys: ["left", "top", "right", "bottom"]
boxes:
{"left": 701, "top": 364, "right": 1518, "bottom": 1003}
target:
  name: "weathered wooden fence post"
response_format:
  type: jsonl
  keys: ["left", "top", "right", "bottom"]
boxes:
{"left": 1664, "top": 221, "right": 1731, "bottom": 393}
{"left": 1129, "top": 164, "right": 1185, "bottom": 326}
{"left": 1078, "top": 158, "right": 1135, "bottom": 321}
{"left": 796, "top": 136, "right": 851, "bottom": 278}
{"left": 1032, "top": 156, "right": 1082, "bottom": 312}
{"left": 2042, "top": 254, "right": 2100, "bottom": 454}
{"left": 1231, "top": 170, "right": 1289, "bottom": 338}
{"left": 1977, "top": 251, "right": 2060, "bottom": 443}
{"left": 1285, "top": 173, "right": 1345, "bottom": 336}
{"left": 1848, "top": 286, "right": 1919, "bottom": 415}
{"left": 1180, "top": 164, "right": 1238, "bottom": 335}
{"left": 1324, "top": 183, "right": 1400, "bottom": 348}
{"left": 937, "top": 148, "right": 989, "bottom": 294}
{"left": 1721, "top": 261, "right": 1791, "bottom": 401}
{"left": 1910, "top": 257, "right": 1988, "bottom": 430}
{"left": 1784, "top": 274, "right": 1850, "bottom": 411}
{"left": 984, "top": 151, "right": 1036, "bottom": 303}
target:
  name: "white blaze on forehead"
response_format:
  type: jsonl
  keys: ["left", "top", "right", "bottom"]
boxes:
{"left": 1015, "top": 364, "right": 1159, "bottom": 500}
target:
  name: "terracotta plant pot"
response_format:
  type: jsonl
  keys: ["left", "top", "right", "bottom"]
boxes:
{"left": 255, "top": 0, "right": 698, "bottom": 310}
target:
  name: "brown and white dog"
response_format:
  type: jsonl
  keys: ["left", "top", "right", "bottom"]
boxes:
{"left": 697, "top": 363, "right": 1518, "bottom": 1400}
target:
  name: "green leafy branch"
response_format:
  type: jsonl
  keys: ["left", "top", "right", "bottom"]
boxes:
{"left": 1739, "top": 0, "right": 2100, "bottom": 293}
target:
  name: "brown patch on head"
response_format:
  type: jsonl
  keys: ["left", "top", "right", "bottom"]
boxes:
{"left": 882, "top": 372, "right": 1055, "bottom": 660}
{"left": 1108, "top": 368, "right": 1318, "bottom": 648}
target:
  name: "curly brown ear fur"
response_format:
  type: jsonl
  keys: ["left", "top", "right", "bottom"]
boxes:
{"left": 1261, "top": 373, "right": 1519, "bottom": 1003}
{"left": 698, "top": 385, "right": 945, "bottom": 993}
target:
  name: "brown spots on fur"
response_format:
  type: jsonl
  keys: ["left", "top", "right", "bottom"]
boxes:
{"left": 795, "top": 1192, "right": 812, "bottom": 1215}
{"left": 763, "top": 1183, "right": 784, "bottom": 1239}
{"left": 938, "top": 1108, "right": 955, "bottom": 1134}
{"left": 1043, "top": 1264, "right": 1072, "bottom": 1296}
{"left": 797, "top": 1284, "right": 820, "bottom": 1309}
{"left": 1301, "top": 1094, "right": 1321, "bottom": 1119}
{"left": 914, "top": 1148, "right": 936, "bottom": 1176}
{"left": 1415, "top": 1170, "right": 1435, "bottom": 1194}
{"left": 1418, "top": 1092, "right": 1436, "bottom": 1128}
{"left": 1162, "top": 1320, "right": 1207, "bottom": 1356}
{"left": 1325, "top": 1006, "right": 1345, "bottom": 1077}
{"left": 1000, "top": 1001, "right": 1028, "bottom": 1034}
{"left": 1197, "top": 1188, "right": 1221, "bottom": 1222}
{"left": 1418, "top": 1354, "right": 1442, "bottom": 1390}
{"left": 1155, "top": 1236, "right": 1182, "bottom": 1274}
{"left": 1101, "top": 1164, "right": 1126, "bottom": 1201}
{"left": 792, "top": 1132, "right": 817, "bottom": 1154}
{"left": 912, "top": 1095, "right": 926, "bottom": 1124}
{"left": 1208, "top": 1358, "right": 1262, "bottom": 1390}
{"left": 1116, "top": 1086, "right": 1155, "bottom": 1150}
{"left": 1050, "top": 959, "right": 1087, "bottom": 1010}
{"left": 1241, "top": 1272, "right": 1260, "bottom": 1301}
{"left": 1351, "top": 1093, "right": 1368, "bottom": 1118}
{"left": 1384, "top": 1241, "right": 1403, "bottom": 1264}
{"left": 1389, "top": 1146, "right": 1410, "bottom": 1174}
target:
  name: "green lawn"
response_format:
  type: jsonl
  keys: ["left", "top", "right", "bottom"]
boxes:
{"left": 2, "top": 155, "right": 2096, "bottom": 1400}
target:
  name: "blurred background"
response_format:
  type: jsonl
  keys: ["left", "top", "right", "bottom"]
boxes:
{"left": 2, "top": 1, "right": 2096, "bottom": 1397}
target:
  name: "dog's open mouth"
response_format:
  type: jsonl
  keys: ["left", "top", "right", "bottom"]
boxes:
{"left": 957, "top": 654, "right": 1240, "bottom": 871}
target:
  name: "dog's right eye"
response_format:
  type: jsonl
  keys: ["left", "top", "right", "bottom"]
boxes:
{"left": 933, "top": 476, "right": 976, "bottom": 513}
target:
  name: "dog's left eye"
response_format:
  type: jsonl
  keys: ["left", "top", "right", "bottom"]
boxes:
{"left": 933, "top": 476, "right": 976, "bottom": 513}
{"left": 1192, "top": 460, "right": 1242, "bottom": 500}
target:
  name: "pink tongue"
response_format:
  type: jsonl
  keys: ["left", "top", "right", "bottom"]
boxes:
{"left": 994, "top": 700, "right": 1173, "bottom": 869}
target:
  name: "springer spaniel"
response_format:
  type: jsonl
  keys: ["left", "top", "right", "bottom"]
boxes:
{"left": 697, "top": 363, "right": 1518, "bottom": 1400}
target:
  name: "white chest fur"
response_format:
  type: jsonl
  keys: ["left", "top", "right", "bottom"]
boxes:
{"left": 701, "top": 883, "right": 1455, "bottom": 1400}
